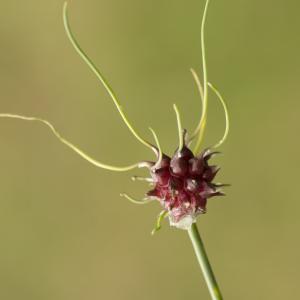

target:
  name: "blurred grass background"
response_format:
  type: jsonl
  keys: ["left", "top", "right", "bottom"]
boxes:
{"left": 0, "top": 0, "right": 300, "bottom": 299}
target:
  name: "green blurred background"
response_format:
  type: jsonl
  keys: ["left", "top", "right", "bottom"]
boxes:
{"left": 0, "top": 0, "right": 299, "bottom": 299}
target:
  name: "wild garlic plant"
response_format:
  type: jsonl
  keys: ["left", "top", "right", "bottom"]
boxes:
{"left": 0, "top": 1, "right": 230, "bottom": 299}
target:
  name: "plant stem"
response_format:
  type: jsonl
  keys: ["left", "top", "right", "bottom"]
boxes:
{"left": 188, "top": 223, "right": 223, "bottom": 300}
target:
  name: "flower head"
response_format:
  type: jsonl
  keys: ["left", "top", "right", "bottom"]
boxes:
{"left": 147, "top": 146, "right": 224, "bottom": 229}
{"left": 124, "top": 96, "right": 228, "bottom": 231}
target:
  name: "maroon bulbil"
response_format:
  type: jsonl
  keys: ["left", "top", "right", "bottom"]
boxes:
{"left": 146, "top": 145, "right": 225, "bottom": 228}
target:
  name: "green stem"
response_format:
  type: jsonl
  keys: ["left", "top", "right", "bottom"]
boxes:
{"left": 188, "top": 223, "right": 223, "bottom": 300}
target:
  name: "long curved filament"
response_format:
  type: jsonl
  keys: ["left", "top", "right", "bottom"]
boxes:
{"left": 63, "top": 2, "right": 155, "bottom": 153}
{"left": 208, "top": 83, "right": 230, "bottom": 148}
{"left": 173, "top": 104, "right": 184, "bottom": 151}
{"left": 191, "top": 0, "right": 211, "bottom": 155}
{"left": 191, "top": 68, "right": 204, "bottom": 102}
{"left": 149, "top": 127, "right": 162, "bottom": 166}
{"left": 0, "top": 114, "right": 142, "bottom": 172}
{"left": 131, "top": 176, "right": 153, "bottom": 183}
{"left": 120, "top": 193, "right": 153, "bottom": 205}
{"left": 188, "top": 68, "right": 204, "bottom": 143}
{"left": 151, "top": 210, "right": 168, "bottom": 235}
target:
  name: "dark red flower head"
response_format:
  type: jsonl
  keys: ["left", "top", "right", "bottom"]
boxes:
{"left": 144, "top": 142, "right": 225, "bottom": 229}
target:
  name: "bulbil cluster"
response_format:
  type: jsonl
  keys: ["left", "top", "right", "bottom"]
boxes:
{"left": 146, "top": 140, "right": 225, "bottom": 229}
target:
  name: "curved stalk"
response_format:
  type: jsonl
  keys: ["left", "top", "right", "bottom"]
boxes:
{"left": 173, "top": 104, "right": 184, "bottom": 151}
{"left": 189, "top": 68, "right": 204, "bottom": 144}
{"left": 208, "top": 83, "right": 230, "bottom": 149}
{"left": 149, "top": 127, "right": 163, "bottom": 166}
{"left": 63, "top": 2, "right": 156, "bottom": 154}
{"left": 188, "top": 223, "right": 223, "bottom": 300}
{"left": 0, "top": 114, "right": 143, "bottom": 172}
